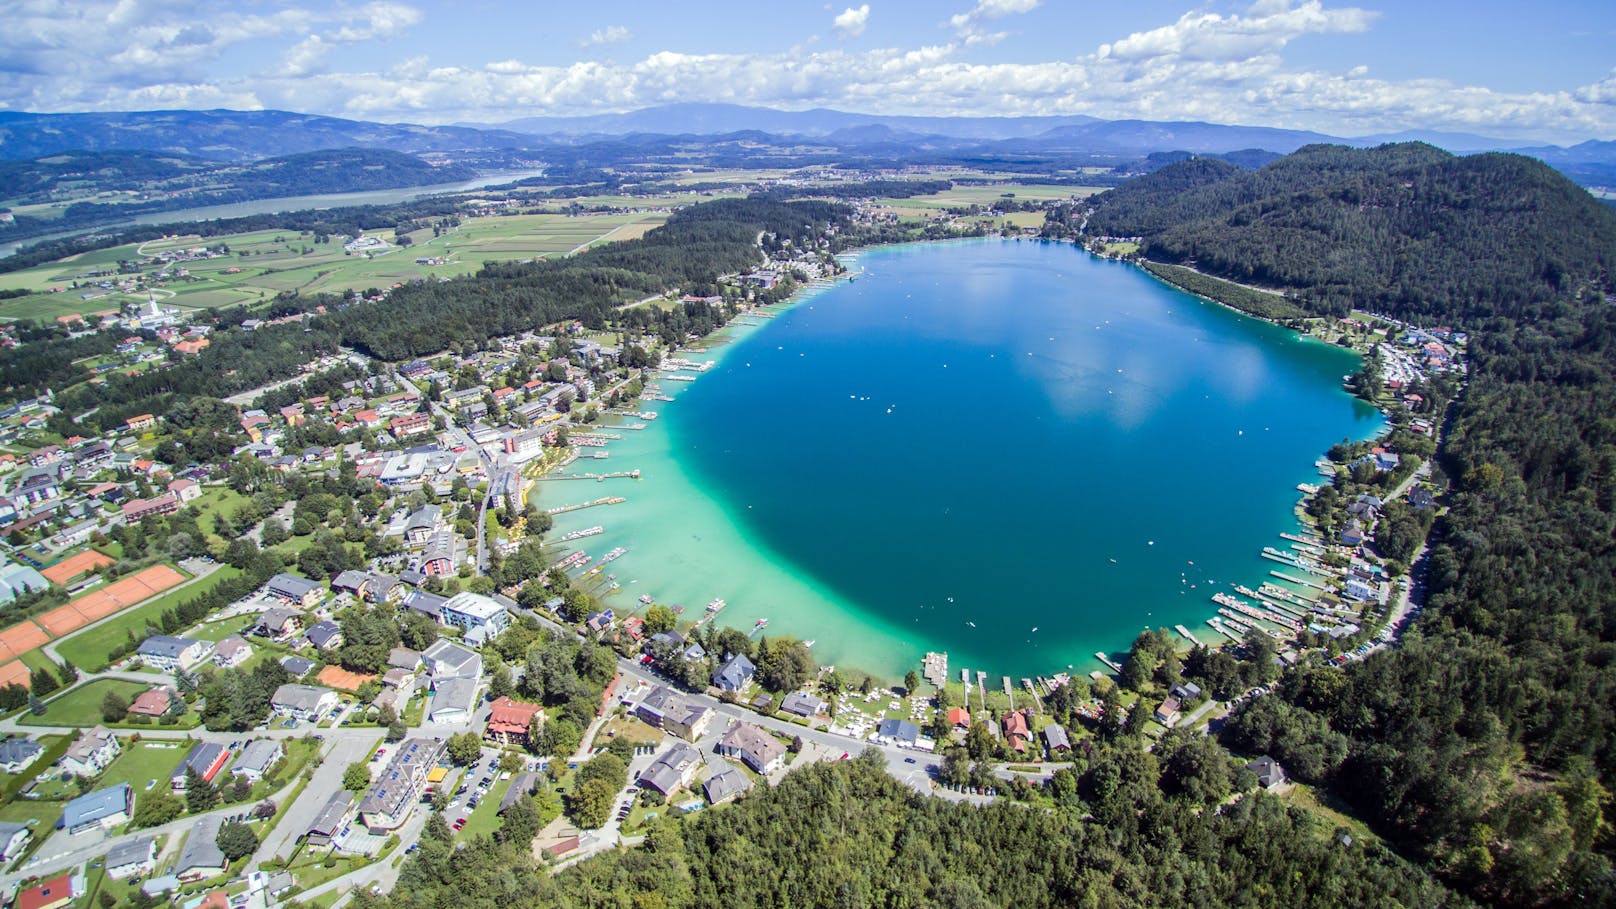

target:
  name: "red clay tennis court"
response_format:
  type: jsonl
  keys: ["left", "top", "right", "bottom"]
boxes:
{"left": 0, "top": 659, "right": 31, "bottom": 689}
{"left": 40, "top": 550, "right": 114, "bottom": 586}
{"left": 0, "top": 622, "right": 49, "bottom": 662}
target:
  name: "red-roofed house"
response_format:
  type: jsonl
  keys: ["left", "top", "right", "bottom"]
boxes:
{"left": 390, "top": 413, "right": 432, "bottom": 438}
{"left": 125, "top": 414, "right": 156, "bottom": 432}
{"left": 122, "top": 493, "right": 178, "bottom": 522}
{"left": 128, "top": 687, "right": 174, "bottom": 717}
{"left": 17, "top": 873, "right": 80, "bottom": 909}
{"left": 354, "top": 409, "right": 383, "bottom": 428}
{"left": 486, "top": 696, "right": 543, "bottom": 745}
{"left": 947, "top": 707, "right": 971, "bottom": 730}
{"left": 1002, "top": 710, "right": 1031, "bottom": 752}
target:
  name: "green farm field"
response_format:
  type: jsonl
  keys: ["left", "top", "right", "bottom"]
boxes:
{"left": 0, "top": 210, "right": 671, "bottom": 322}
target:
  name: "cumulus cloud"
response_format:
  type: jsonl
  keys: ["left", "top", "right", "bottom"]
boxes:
{"left": 582, "top": 25, "right": 632, "bottom": 48}
{"left": 1, "top": 0, "right": 1612, "bottom": 143}
{"left": 1098, "top": 0, "right": 1373, "bottom": 63}
{"left": 949, "top": 0, "right": 1038, "bottom": 45}
{"left": 834, "top": 5, "right": 871, "bottom": 39}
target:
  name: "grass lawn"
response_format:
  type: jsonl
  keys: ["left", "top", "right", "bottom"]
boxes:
{"left": 98, "top": 738, "right": 192, "bottom": 797}
{"left": 281, "top": 849, "right": 375, "bottom": 896}
{"left": 54, "top": 564, "right": 243, "bottom": 671}
{"left": 596, "top": 716, "right": 662, "bottom": 748}
{"left": 187, "top": 614, "right": 255, "bottom": 643}
{"left": 456, "top": 777, "right": 513, "bottom": 841}
{"left": 19, "top": 679, "right": 147, "bottom": 727}
{"left": 0, "top": 798, "right": 64, "bottom": 835}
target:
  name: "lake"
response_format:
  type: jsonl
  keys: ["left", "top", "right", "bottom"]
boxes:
{"left": 542, "top": 238, "right": 1382, "bottom": 679}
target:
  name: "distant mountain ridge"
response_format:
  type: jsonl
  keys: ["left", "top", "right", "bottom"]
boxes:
{"left": 0, "top": 105, "right": 1611, "bottom": 191}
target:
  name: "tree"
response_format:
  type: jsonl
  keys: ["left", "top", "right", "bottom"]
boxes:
{"left": 566, "top": 777, "right": 617, "bottom": 829}
{"left": 101, "top": 690, "right": 130, "bottom": 723}
{"left": 643, "top": 604, "right": 676, "bottom": 635}
{"left": 756, "top": 637, "right": 815, "bottom": 692}
{"left": 344, "top": 761, "right": 372, "bottom": 792}
{"left": 29, "top": 666, "right": 60, "bottom": 697}
{"left": 498, "top": 750, "right": 525, "bottom": 774}
{"left": 903, "top": 670, "right": 921, "bottom": 695}
{"left": 489, "top": 662, "right": 514, "bottom": 699}
{"left": 215, "top": 821, "right": 259, "bottom": 860}
{"left": 447, "top": 732, "right": 482, "bottom": 766}
{"left": 185, "top": 766, "right": 219, "bottom": 813}
{"left": 260, "top": 519, "right": 288, "bottom": 547}
{"left": 132, "top": 791, "right": 184, "bottom": 828}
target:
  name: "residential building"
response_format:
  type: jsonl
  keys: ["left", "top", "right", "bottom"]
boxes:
{"left": 280, "top": 655, "right": 317, "bottom": 677}
{"left": 403, "top": 505, "right": 441, "bottom": 545}
{"left": 1154, "top": 697, "right": 1182, "bottom": 727}
{"left": 255, "top": 606, "right": 304, "bottom": 641}
{"left": 359, "top": 737, "right": 444, "bottom": 832}
{"left": 171, "top": 742, "right": 232, "bottom": 790}
{"left": 702, "top": 765, "right": 752, "bottom": 805}
{"left": 1002, "top": 710, "right": 1032, "bottom": 752}
{"left": 212, "top": 635, "right": 253, "bottom": 668}
{"left": 875, "top": 718, "right": 921, "bottom": 747}
{"left": 0, "top": 821, "right": 31, "bottom": 862}
{"left": 422, "top": 639, "right": 482, "bottom": 680}
{"left": 779, "top": 692, "right": 826, "bottom": 718}
{"left": 330, "top": 570, "right": 370, "bottom": 599}
{"left": 439, "top": 591, "right": 510, "bottom": 642}
{"left": 127, "top": 687, "right": 174, "bottom": 718}
{"left": 638, "top": 743, "right": 702, "bottom": 796}
{"left": 386, "top": 647, "right": 423, "bottom": 672}
{"left": 61, "top": 726, "right": 121, "bottom": 777}
{"left": 305, "top": 620, "right": 344, "bottom": 651}
{"left": 60, "top": 783, "right": 133, "bottom": 834}
{"left": 167, "top": 478, "right": 202, "bottom": 503}
{"left": 1043, "top": 724, "right": 1072, "bottom": 754}
{"left": 271, "top": 684, "right": 339, "bottom": 721}
{"left": 106, "top": 836, "right": 157, "bottom": 880}
{"left": 714, "top": 654, "right": 756, "bottom": 692}
{"left": 121, "top": 493, "right": 178, "bottom": 522}
{"left": 303, "top": 789, "right": 355, "bottom": 847}
{"left": 175, "top": 815, "right": 228, "bottom": 882}
{"left": 486, "top": 696, "right": 543, "bottom": 746}
{"left": 16, "top": 873, "right": 80, "bottom": 909}
{"left": 265, "top": 573, "right": 324, "bottom": 608}
{"left": 421, "top": 531, "right": 455, "bottom": 577}
{"left": 305, "top": 790, "right": 356, "bottom": 848}
{"left": 716, "top": 722, "right": 785, "bottom": 775}
{"left": 634, "top": 686, "right": 712, "bottom": 741}
{"left": 232, "top": 739, "right": 284, "bottom": 783}
{"left": 135, "top": 635, "right": 209, "bottom": 672}
{"left": 1249, "top": 756, "right": 1288, "bottom": 789}
{"left": 0, "top": 737, "right": 43, "bottom": 773}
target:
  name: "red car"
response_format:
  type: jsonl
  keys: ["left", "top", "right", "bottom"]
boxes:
{"left": 452, "top": 817, "right": 467, "bottom": 831}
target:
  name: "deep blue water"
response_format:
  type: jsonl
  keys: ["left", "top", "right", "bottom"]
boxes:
{"left": 668, "top": 239, "right": 1382, "bottom": 677}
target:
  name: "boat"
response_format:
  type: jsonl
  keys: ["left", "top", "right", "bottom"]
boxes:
{"left": 706, "top": 598, "right": 727, "bottom": 613}
{"left": 638, "top": 594, "right": 654, "bottom": 605}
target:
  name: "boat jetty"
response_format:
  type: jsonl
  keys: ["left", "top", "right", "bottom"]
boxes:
{"left": 922, "top": 651, "right": 949, "bottom": 687}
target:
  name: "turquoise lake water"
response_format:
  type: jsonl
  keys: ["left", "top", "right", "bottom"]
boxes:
{"left": 539, "top": 239, "right": 1383, "bottom": 680}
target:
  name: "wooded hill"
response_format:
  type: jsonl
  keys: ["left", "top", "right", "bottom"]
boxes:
{"left": 1085, "top": 143, "right": 1616, "bottom": 321}
{"left": 1084, "top": 144, "right": 1616, "bottom": 905}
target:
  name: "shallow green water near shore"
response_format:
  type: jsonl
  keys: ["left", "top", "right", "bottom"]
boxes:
{"left": 540, "top": 239, "right": 1382, "bottom": 679}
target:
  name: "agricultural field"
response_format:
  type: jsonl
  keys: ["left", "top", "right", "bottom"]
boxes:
{"left": 0, "top": 209, "right": 671, "bottom": 323}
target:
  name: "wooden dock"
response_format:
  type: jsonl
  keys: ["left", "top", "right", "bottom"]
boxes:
{"left": 1094, "top": 651, "right": 1123, "bottom": 673}
{"left": 1174, "top": 624, "right": 1203, "bottom": 647}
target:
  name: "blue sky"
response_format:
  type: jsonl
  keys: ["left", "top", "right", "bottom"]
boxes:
{"left": 3, "top": 0, "right": 1613, "bottom": 142}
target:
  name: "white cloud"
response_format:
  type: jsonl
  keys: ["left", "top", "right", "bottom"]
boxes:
{"left": 949, "top": 0, "right": 1037, "bottom": 44}
{"left": 833, "top": 5, "right": 871, "bottom": 39}
{"left": 1098, "top": 0, "right": 1373, "bottom": 63}
{"left": 582, "top": 25, "right": 631, "bottom": 48}
{"left": 1, "top": 1, "right": 1611, "bottom": 144}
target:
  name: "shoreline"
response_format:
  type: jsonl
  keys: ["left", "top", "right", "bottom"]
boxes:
{"left": 546, "top": 237, "right": 1385, "bottom": 686}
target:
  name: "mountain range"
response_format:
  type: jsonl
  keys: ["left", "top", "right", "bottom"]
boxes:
{"left": 0, "top": 104, "right": 1611, "bottom": 188}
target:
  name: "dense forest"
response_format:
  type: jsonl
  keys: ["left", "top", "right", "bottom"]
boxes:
{"left": 1081, "top": 143, "right": 1616, "bottom": 905}
{"left": 1085, "top": 144, "right": 1616, "bottom": 320}
{"left": 378, "top": 753, "right": 1464, "bottom": 909}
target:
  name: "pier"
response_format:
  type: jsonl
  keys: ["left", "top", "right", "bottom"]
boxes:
{"left": 922, "top": 651, "right": 949, "bottom": 688}
{"left": 1174, "top": 624, "right": 1203, "bottom": 647}
{"left": 536, "top": 469, "right": 642, "bottom": 481}
{"left": 556, "top": 526, "right": 604, "bottom": 542}
{"left": 1271, "top": 569, "right": 1332, "bottom": 592}
{"left": 1094, "top": 651, "right": 1123, "bottom": 674}
{"left": 545, "top": 496, "right": 625, "bottom": 515}
{"left": 1002, "top": 676, "right": 1016, "bottom": 711}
